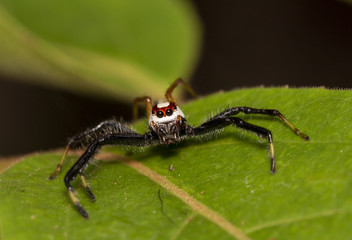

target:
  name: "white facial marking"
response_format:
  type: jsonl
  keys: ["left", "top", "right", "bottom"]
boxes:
{"left": 149, "top": 102, "right": 185, "bottom": 124}
{"left": 157, "top": 102, "right": 170, "bottom": 108}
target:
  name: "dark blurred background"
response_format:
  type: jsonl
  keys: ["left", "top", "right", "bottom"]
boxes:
{"left": 1, "top": 0, "right": 352, "bottom": 156}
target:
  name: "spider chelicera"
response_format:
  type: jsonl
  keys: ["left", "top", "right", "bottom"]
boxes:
{"left": 49, "top": 78, "right": 309, "bottom": 219}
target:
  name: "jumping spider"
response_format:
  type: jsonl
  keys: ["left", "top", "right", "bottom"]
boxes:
{"left": 49, "top": 78, "right": 309, "bottom": 219}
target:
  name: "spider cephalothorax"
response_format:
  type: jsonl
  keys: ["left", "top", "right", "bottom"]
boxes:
{"left": 149, "top": 101, "right": 186, "bottom": 144}
{"left": 49, "top": 78, "right": 309, "bottom": 219}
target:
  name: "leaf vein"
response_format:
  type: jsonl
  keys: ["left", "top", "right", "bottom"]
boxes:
{"left": 98, "top": 153, "right": 252, "bottom": 240}
{"left": 244, "top": 208, "right": 349, "bottom": 234}
{"left": 171, "top": 212, "right": 197, "bottom": 240}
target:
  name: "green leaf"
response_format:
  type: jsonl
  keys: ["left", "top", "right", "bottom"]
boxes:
{"left": 1, "top": 88, "right": 352, "bottom": 240}
{"left": 0, "top": 0, "right": 200, "bottom": 100}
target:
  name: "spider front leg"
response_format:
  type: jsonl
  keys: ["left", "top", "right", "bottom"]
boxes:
{"left": 64, "top": 133, "right": 156, "bottom": 219}
{"left": 80, "top": 173, "right": 96, "bottom": 201}
{"left": 191, "top": 109, "right": 309, "bottom": 173}
{"left": 211, "top": 107, "right": 309, "bottom": 140}
{"left": 64, "top": 140, "right": 102, "bottom": 219}
{"left": 49, "top": 119, "right": 134, "bottom": 180}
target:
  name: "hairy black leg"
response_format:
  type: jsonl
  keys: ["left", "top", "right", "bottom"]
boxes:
{"left": 191, "top": 116, "right": 280, "bottom": 173}
{"left": 64, "top": 133, "right": 157, "bottom": 219}
{"left": 65, "top": 141, "right": 100, "bottom": 219}
{"left": 210, "top": 107, "right": 309, "bottom": 140}
{"left": 49, "top": 120, "right": 136, "bottom": 179}
{"left": 230, "top": 117, "right": 276, "bottom": 173}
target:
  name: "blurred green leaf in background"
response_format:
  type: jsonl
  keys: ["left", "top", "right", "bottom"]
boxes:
{"left": 0, "top": 0, "right": 201, "bottom": 100}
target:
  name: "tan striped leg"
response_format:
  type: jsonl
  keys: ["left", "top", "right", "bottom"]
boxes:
{"left": 80, "top": 174, "right": 96, "bottom": 201}
{"left": 49, "top": 145, "right": 70, "bottom": 180}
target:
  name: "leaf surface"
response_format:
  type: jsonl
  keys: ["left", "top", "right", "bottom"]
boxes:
{"left": 1, "top": 88, "right": 351, "bottom": 240}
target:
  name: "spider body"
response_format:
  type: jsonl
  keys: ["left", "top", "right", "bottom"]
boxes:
{"left": 50, "top": 78, "right": 309, "bottom": 219}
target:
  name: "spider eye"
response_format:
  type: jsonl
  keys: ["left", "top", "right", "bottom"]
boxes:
{"left": 152, "top": 110, "right": 155, "bottom": 115}
{"left": 157, "top": 111, "right": 164, "bottom": 118}
{"left": 166, "top": 108, "right": 173, "bottom": 116}
{"left": 173, "top": 106, "right": 177, "bottom": 110}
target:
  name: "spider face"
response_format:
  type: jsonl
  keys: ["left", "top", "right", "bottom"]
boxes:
{"left": 149, "top": 101, "right": 185, "bottom": 144}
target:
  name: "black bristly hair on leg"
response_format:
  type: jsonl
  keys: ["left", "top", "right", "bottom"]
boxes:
{"left": 64, "top": 132, "right": 158, "bottom": 219}
{"left": 207, "top": 107, "right": 309, "bottom": 140}
{"left": 49, "top": 119, "right": 137, "bottom": 180}
{"left": 188, "top": 107, "right": 309, "bottom": 174}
